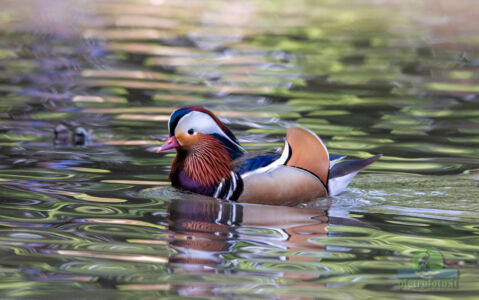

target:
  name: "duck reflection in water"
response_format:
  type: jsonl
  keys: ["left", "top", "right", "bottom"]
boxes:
{"left": 167, "top": 196, "right": 374, "bottom": 296}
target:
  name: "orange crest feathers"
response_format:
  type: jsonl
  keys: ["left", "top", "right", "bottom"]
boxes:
{"left": 285, "top": 127, "right": 329, "bottom": 187}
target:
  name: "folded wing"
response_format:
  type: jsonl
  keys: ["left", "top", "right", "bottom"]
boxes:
{"left": 234, "top": 127, "right": 381, "bottom": 203}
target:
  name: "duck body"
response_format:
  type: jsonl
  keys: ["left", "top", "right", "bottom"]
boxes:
{"left": 158, "top": 107, "right": 381, "bottom": 206}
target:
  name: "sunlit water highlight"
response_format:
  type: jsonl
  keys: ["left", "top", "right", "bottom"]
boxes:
{"left": 0, "top": 0, "right": 479, "bottom": 298}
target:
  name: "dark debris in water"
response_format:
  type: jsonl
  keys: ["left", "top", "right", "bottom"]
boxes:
{"left": 54, "top": 124, "right": 92, "bottom": 146}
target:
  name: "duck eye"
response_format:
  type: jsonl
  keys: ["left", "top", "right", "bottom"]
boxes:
{"left": 187, "top": 128, "right": 195, "bottom": 135}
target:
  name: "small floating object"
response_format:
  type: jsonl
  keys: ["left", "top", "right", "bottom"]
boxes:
{"left": 53, "top": 124, "right": 70, "bottom": 144}
{"left": 156, "top": 107, "right": 381, "bottom": 206}
{"left": 54, "top": 124, "right": 92, "bottom": 146}
{"left": 73, "top": 127, "right": 90, "bottom": 145}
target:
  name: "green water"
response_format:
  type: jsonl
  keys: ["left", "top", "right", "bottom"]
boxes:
{"left": 0, "top": 0, "right": 478, "bottom": 298}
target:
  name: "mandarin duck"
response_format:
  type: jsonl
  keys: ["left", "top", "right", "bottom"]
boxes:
{"left": 157, "top": 107, "right": 381, "bottom": 206}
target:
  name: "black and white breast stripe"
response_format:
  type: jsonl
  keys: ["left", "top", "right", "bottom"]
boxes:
{"left": 213, "top": 171, "right": 243, "bottom": 201}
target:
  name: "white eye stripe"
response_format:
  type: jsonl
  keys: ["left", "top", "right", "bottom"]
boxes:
{"left": 175, "top": 111, "right": 245, "bottom": 151}
{"left": 176, "top": 111, "right": 222, "bottom": 136}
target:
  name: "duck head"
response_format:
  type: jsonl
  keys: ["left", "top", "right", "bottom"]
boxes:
{"left": 158, "top": 107, "right": 243, "bottom": 156}
{"left": 157, "top": 107, "right": 244, "bottom": 187}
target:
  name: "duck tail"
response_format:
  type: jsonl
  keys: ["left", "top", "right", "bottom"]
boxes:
{"left": 284, "top": 127, "right": 330, "bottom": 187}
{"left": 328, "top": 154, "right": 382, "bottom": 196}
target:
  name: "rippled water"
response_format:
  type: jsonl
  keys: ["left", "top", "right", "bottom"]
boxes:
{"left": 1, "top": 0, "right": 479, "bottom": 298}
